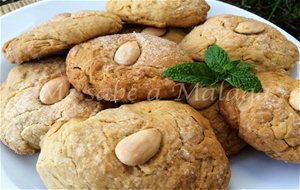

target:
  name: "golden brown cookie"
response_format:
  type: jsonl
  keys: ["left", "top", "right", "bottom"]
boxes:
{"left": 0, "top": 57, "right": 103, "bottom": 155}
{"left": 219, "top": 72, "right": 300, "bottom": 163}
{"left": 37, "top": 101, "right": 230, "bottom": 189}
{"left": 120, "top": 24, "right": 189, "bottom": 43}
{"left": 185, "top": 85, "right": 246, "bottom": 155}
{"left": 106, "top": 0, "right": 210, "bottom": 28}
{"left": 66, "top": 33, "right": 192, "bottom": 102}
{"left": 200, "top": 102, "right": 247, "bottom": 156}
{"left": 180, "top": 14, "right": 299, "bottom": 73}
{"left": 2, "top": 11, "right": 122, "bottom": 64}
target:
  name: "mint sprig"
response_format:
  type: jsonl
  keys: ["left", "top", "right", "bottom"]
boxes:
{"left": 163, "top": 45, "right": 262, "bottom": 93}
{"left": 162, "top": 62, "right": 218, "bottom": 86}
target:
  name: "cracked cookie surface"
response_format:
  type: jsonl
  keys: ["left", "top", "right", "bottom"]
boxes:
{"left": 66, "top": 33, "right": 192, "bottom": 102}
{"left": 37, "top": 101, "right": 230, "bottom": 189}
{"left": 219, "top": 72, "right": 300, "bottom": 163}
{"left": 179, "top": 14, "right": 299, "bottom": 73}
{"left": 106, "top": 0, "right": 209, "bottom": 28}
{"left": 0, "top": 57, "right": 103, "bottom": 155}
{"left": 2, "top": 10, "right": 122, "bottom": 64}
{"left": 200, "top": 102, "right": 247, "bottom": 156}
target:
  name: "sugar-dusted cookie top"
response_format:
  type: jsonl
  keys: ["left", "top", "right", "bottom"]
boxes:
{"left": 106, "top": 0, "right": 210, "bottom": 28}
{"left": 0, "top": 57, "right": 103, "bottom": 155}
{"left": 2, "top": 10, "right": 122, "bottom": 63}
{"left": 37, "top": 101, "right": 230, "bottom": 189}
{"left": 219, "top": 72, "right": 300, "bottom": 163}
{"left": 66, "top": 33, "right": 192, "bottom": 102}
{"left": 180, "top": 14, "right": 299, "bottom": 73}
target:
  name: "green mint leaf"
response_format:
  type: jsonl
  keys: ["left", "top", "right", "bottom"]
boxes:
{"left": 232, "top": 60, "right": 253, "bottom": 71}
{"left": 225, "top": 69, "right": 262, "bottom": 92}
{"left": 204, "top": 44, "right": 231, "bottom": 73}
{"left": 164, "top": 45, "right": 262, "bottom": 93}
{"left": 163, "top": 62, "right": 216, "bottom": 86}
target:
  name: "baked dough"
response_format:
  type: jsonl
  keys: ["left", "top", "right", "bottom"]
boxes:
{"left": 2, "top": 11, "right": 122, "bottom": 63}
{"left": 180, "top": 14, "right": 299, "bottom": 73}
{"left": 37, "top": 101, "right": 230, "bottom": 189}
{"left": 106, "top": 0, "right": 210, "bottom": 28}
{"left": 200, "top": 102, "right": 247, "bottom": 155}
{"left": 66, "top": 33, "right": 192, "bottom": 102}
{"left": 120, "top": 24, "right": 189, "bottom": 43}
{"left": 219, "top": 72, "right": 300, "bottom": 163}
{"left": 0, "top": 57, "right": 103, "bottom": 155}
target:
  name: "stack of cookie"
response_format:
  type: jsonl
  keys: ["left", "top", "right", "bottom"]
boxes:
{"left": 1, "top": 0, "right": 299, "bottom": 189}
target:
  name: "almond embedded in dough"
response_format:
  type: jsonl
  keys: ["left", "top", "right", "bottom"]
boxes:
{"left": 187, "top": 87, "right": 219, "bottom": 110}
{"left": 114, "top": 41, "right": 141, "bottom": 66}
{"left": 115, "top": 128, "right": 162, "bottom": 166}
{"left": 234, "top": 21, "right": 265, "bottom": 34}
{"left": 39, "top": 76, "right": 70, "bottom": 105}
{"left": 141, "top": 27, "right": 167, "bottom": 37}
{"left": 289, "top": 87, "right": 300, "bottom": 111}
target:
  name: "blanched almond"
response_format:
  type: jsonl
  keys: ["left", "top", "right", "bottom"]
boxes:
{"left": 187, "top": 87, "right": 218, "bottom": 110}
{"left": 141, "top": 27, "right": 167, "bottom": 37}
{"left": 234, "top": 21, "right": 265, "bottom": 34}
{"left": 289, "top": 87, "right": 300, "bottom": 111}
{"left": 115, "top": 128, "right": 161, "bottom": 166}
{"left": 114, "top": 41, "right": 141, "bottom": 66}
{"left": 39, "top": 76, "right": 70, "bottom": 105}
{"left": 162, "top": 28, "right": 187, "bottom": 43}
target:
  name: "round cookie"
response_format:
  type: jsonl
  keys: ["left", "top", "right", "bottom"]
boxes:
{"left": 179, "top": 14, "right": 299, "bottom": 73}
{"left": 66, "top": 33, "right": 192, "bottom": 102}
{"left": 120, "top": 24, "right": 189, "bottom": 43}
{"left": 0, "top": 57, "right": 103, "bottom": 155}
{"left": 199, "top": 102, "right": 247, "bottom": 156}
{"left": 219, "top": 72, "right": 300, "bottom": 163}
{"left": 37, "top": 101, "right": 230, "bottom": 189}
{"left": 2, "top": 10, "right": 122, "bottom": 64}
{"left": 106, "top": 0, "right": 210, "bottom": 28}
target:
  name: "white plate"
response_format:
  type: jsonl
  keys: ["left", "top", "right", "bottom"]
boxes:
{"left": 1, "top": 0, "right": 300, "bottom": 189}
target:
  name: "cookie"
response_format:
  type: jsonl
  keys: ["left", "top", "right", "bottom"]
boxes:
{"left": 37, "top": 101, "right": 230, "bottom": 189}
{"left": 2, "top": 11, "right": 122, "bottom": 64}
{"left": 185, "top": 85, "right": 246, "bottom": 155}
{"left": 219, "top": 72, "right": 300, "bottom": 163}
{"left": 66, "top": 33, "right": 192, "bottom": 102}
{"left": 0, "top": 57, "right": 103, "bottom": 155}
{"left": 179, "top": 14, "right": 299, "bottom": 73}
{"left": 120, "top": 25, "right": 189, "bottom": 43}
{"left": 106, "top": 0, "right": 210, "bottom": 28}
{"left": 200, "top": 102, "right": 247, "bottom": 156}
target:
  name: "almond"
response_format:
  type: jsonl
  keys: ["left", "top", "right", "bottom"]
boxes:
{"left": 187, "top": 87, "right": 218, "bottom": 110}
{"left": 234, "top": 21, "right": 265, "bottom": 34}
{"left": 141, "top": 27, "right": 167, "bottom": 37}
{"left": 115, "top": 128, "right": 162, "bottom": 166}
{"left": 39, "top": 76, "right": 70, "bottom": 105}
{"left": 289, "top": 87, "right": 300, "bottom": 111}
{"left": 114, "top": 41, "right": 141, "bottom": 66}
{"left": 162, "top": 28, "right": 187, "bottom": 43}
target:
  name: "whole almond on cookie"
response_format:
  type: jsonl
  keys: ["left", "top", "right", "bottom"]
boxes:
{"left": 234, "top": 21, "right": 265, "bottom": 34}
{"left": 188, "top": 87, "right": 218, "bottom": 110}
{"left": 114, "top": 41, "right": 141, "bottom": 66}
{"left": 39, "top": 76, "right": 70, "bottom": 105}
{"left": 289, "top": 87, "right": 300, "bottom": 111}
{"left": 115, "top": 128, "right": 162, "bottom": 166}
{"left": 141, "top": 27, "right": 167, "bottom": 36}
